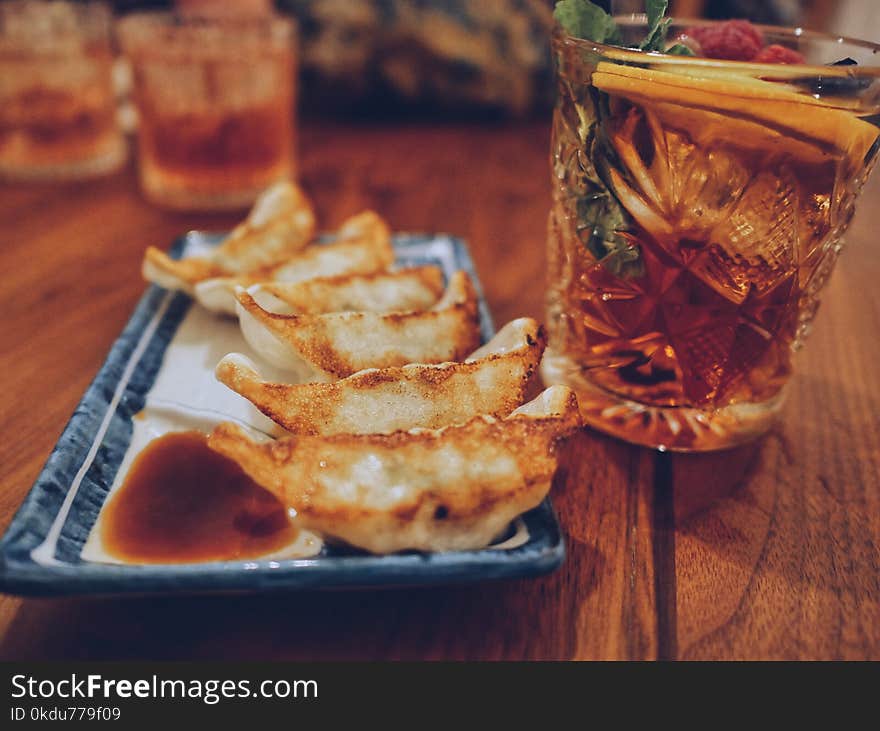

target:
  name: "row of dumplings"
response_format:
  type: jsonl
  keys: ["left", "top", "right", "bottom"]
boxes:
{"left": 143, "top": 182, "right": 581, "bottom": 555}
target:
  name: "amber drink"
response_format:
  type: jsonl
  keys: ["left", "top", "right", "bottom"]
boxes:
{"left": 543, "top": 20, "right": 880, "bottom": 451}
{"left": 118, "top": 13, "right": 296, "bottom": 211}
{"left": 0, "top": 1, "right": 124, "bottom": 180}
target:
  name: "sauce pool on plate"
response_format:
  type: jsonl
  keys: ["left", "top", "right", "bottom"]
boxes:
{"left": 100, "top": 430, "right": 299, "bottom": 564}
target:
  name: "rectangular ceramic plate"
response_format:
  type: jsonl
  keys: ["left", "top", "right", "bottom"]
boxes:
{"left": 0, "top": 232, "right": 564, "bottom": 597}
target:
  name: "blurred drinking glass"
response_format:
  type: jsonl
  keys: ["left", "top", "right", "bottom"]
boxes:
{"left": 0, "top": 0, "right": 125, "bottom": 180}
{"left": 117, "top": 12, "right": 296, "bottom": 211}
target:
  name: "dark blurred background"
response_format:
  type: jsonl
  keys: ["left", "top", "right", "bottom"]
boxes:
{"left": 101, "top": 0, "right": 857, "bottom": 118}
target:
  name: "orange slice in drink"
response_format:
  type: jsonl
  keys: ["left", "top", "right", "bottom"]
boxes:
{"left": 592, "top": 61, "right": 879, "bottom": 172}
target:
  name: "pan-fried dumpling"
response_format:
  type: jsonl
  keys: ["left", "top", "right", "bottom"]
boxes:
{"left": 194, "top": 211, "right": 393, "bottom": 314}
{"left": 250, "top": 266, "right": 445, "bottom": 315}
{"left": 208, "top": 386, "right": 582, "bottom": 554}
{"left": 142, "top": 181, "right": 315, "bottom": 295}
{"left": 215, "top": 318, "right": 545, "bottom": 434}
{"left": 235, "top": 270, "right": 481, "bottom": 381}
{"left": 210, "top": 182, "right": 315, "bottom": 271}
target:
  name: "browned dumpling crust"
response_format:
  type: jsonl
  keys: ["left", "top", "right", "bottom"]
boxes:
{"left": 235, "top": 270, "right": 481, "bottom": 380}
{"left": 208, "top": 386, "right": 581, "bottom": 554}
{"left": 250, "top": 266, "right": 445, "bottom": 315}
{"left": 216, "top": 317, "right": 545, "bottom": 435}
{"left": 194, "top": 211, "right": 393, "bottom": 314}
{"left": 142, "top": 181, "right": 316, "bottom": 295}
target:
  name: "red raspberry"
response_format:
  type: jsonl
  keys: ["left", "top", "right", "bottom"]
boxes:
{"left": 689, "top": 20, "right": 763, "bottom": 48}
{"left": 754, "top": 44, "right": 806, "bottom": 64}
{"left": 687, "top": 20, "right": 762, "bottom": 61}
{"left": 724, "top": 20, "right": 764, "bottom": 49}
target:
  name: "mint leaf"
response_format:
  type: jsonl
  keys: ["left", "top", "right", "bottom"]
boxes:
{"left": 645, "top": 0, "right": 667, "bottom": 31}
{"left": 666, "top": 43, "right": 696, "bottom": 56}
{"left": 554, "top": 0, "right": 622, "bottom": 45}
{"left": 554, "top": 1, "right": 675, "bottom": 52}
{"left": 640, "top": 0, "right": 671, "bottom": 51}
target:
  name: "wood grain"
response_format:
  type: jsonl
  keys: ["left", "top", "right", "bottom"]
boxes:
{"left": 0, "top": 120, "right": 878, "bottom": 660}
{"left": 672, "top": 185, "right": 880, "bottom": 659}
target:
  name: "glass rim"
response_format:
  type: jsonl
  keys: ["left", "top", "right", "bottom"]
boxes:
{"left": 116, "top": 10, "right": 296, "bottom": 51}
{"left": 552, "top": 14, "right": 880, "bottom": 73}
{"left": 0, "top": 0, "right": 113, "bottom": 48}
{"left": 0, "top": 0, "right": 111, "bottom": 13}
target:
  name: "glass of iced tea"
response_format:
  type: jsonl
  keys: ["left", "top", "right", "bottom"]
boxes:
{"left": 542, "top": 18, "right": 880, "bottom": 451}
{"left": 117, "top": 12, "right": 296, "bottom": 211}
{"left": 0, "top": 0, "right": 125, "bottom": 180}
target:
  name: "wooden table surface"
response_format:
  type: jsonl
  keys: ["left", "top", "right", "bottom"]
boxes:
{"left": 1, "top": 120, "right": 878, "bottom": 661}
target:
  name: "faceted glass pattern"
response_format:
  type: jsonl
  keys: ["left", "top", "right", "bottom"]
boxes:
{"left": 542, "top": 24, "right": 880, "bottom": 451}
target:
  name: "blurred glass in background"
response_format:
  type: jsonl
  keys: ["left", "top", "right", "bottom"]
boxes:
{"left": 3, "top": 0, "right": 876, "bottom": 207}
{"left": 0, "top": 0, "right": 125, "bottom": 180}
{"left": 118, "top": 11, "right": 296, "bottom": 210}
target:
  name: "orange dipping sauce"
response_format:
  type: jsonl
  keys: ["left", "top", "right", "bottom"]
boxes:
{"left": 100, "top": 431, "right": 298, "bottom": 563}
